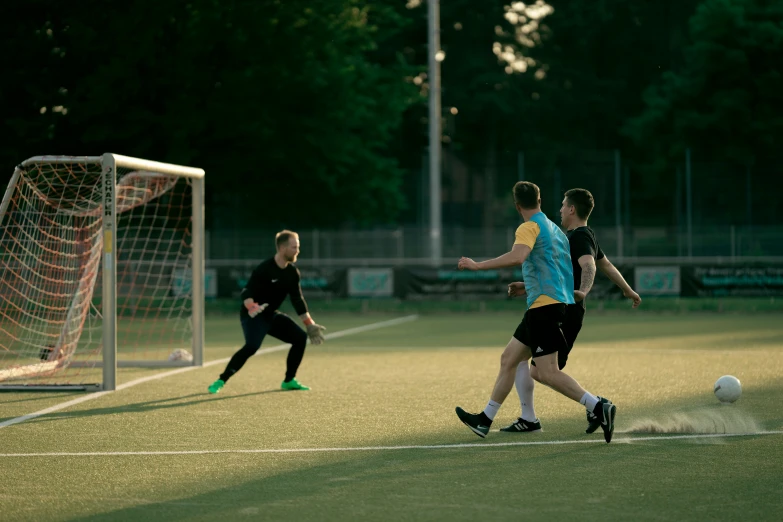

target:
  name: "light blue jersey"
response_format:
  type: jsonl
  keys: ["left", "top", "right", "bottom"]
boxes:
{"left": 521, "top": 212, "right": 575, "bottom": 308}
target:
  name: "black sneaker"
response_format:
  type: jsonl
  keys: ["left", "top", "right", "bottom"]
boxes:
{"left": 592, "top": 397, "right": 617, "bottom": 443}
{"left": 455, "top": 407, "right": 491, "bottom": 438}
{"left": 500, "top": 417, "right": 542, "bottom": 433}
{"left": 585, "top": 410, "right": 601, "bottom": 434}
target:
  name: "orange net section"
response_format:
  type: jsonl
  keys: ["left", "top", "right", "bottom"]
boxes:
{"left": 0, "top": 159, "right": 193, "bottom": 386}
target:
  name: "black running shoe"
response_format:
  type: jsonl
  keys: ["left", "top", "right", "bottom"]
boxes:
{"left": 455, "top": 407, "right": 490, "bottom": 438}
{"left": 585, "top": 410, "right": 601, "bottom": 434}
{"left": 500, "top": 417, "right": 542, "bottom": 433}
{"left": 592, "top": 397, "right": 617, "bottom": 443}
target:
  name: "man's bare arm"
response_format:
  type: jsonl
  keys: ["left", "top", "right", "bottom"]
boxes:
{"left": 459, "top": 244, "right": 531, "bottom": 271}
{"left": 578, "top": 255, "right": 597, "bottom": 296}
{"left": 597, "top": 256, "right": 642, "bottom": 307}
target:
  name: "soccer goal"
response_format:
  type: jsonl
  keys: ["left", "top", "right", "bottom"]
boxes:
{"left": 0, "top": 154, "right": 205, "bottom": 391}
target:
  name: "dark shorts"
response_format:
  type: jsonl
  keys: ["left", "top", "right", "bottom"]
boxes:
{"left": 513, "top": 303, "right": 568, "bottom": 360}
{"left": 520, "top": 304, "right": 585, "bottom": 370}
{"left": 239, "top": 311, "right": 306, "bottom": 352}
{"left": 558, "top": 305, "right": 585, "bottom": 369}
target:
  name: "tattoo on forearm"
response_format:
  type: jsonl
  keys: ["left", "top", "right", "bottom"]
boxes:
{"left": 580, "top": 263, "right": 596, "bottom": 294}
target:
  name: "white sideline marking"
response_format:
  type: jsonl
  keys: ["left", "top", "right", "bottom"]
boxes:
{"left": 0, "top": 315, "right": 419, "bottom": 430}
{"left": 340, "top": 345, "right": 783, "bottom": 354}
{"left": 1, "top": 430, "right": 781, "bottom": 457}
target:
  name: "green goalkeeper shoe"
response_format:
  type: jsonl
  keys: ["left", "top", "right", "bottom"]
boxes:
{"left": 281, "top": 378, "right": 310, "bottom": 391}
{"left": 208, "top": 379, "right": 225, "bottom": 394}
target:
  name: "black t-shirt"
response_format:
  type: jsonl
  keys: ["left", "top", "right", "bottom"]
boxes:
{"left": 567, "top": 226, "right": 605, "bottom": 309}
{"left": 239, "top": 258, "right": 308, "bottom": 318}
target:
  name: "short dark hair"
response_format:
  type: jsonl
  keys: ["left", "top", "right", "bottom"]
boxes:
{"left": 513, "top": 181, "right": 541, "bottom": 210}
{"left": 564, "top": 188, "right": 595, "bottom": 220}
{"left": 275, "top": 230, "right": 298, "bottom": 249}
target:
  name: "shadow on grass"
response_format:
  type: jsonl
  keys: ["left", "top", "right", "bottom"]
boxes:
{"left": 21, "top": 389, "right": 286, "bottom": 425}
{"left": 59, "top": 383, "right": 783, "bottom": 522}
{"left": 0, "top": 393, "right": 85, "bottom": 424}
{"left": 0, "top": 392, "right": 81, "bottom": 405}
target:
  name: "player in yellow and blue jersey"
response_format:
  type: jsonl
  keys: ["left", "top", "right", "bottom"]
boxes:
{"left": 454, "top": 182, "right": 617, "bottom": 443}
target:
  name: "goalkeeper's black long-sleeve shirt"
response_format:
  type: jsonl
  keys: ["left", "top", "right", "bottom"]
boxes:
{"left": 239, "top": 257, "right": 308, "bottom": 318}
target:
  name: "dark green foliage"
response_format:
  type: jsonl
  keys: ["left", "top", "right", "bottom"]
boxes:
{"left": 2, "top": 1, "right": 782, "bottom": 228}
{"left": 626, "top": 0, "right": 783, "bottom": 165}
{"left": 0, "top": 1, "right": 421, "bottom": 228}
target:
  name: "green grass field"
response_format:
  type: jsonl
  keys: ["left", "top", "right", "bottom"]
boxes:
{"left": 1, "top": 311, "right": 782, "bottom": 521}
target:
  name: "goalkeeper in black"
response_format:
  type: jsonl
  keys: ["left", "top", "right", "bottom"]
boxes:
{"left": 208, "top": 230, "right": 326, "bottom": 394}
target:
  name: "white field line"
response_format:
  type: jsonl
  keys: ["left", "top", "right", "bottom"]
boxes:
{"left": 343, "top": 345, "right": 783, "bottom": 354}
{"left": 1, "top": 430, "right": 781, "bottom": 457}
{"left": 0, "top": 315, "right": 419, "bottom": 430}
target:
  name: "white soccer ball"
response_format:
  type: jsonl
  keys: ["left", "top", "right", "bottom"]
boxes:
{"left": 168, "top": 348, "right": 193, "bottom": 362}
{"left": 714, "top": 375, "right": 741, "bottom": 403}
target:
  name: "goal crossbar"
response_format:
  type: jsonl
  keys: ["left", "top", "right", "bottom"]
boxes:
{"left": 20, "top": 155, "right": 205, "bottom": 179}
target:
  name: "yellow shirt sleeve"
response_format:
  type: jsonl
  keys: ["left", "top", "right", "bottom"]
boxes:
{"left": 514, "top": 221, "right": 540, "bottom": 249}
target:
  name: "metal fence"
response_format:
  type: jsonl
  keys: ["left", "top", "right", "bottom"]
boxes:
{"left": 206, "top": 225, "right": 783, "bottom": 265}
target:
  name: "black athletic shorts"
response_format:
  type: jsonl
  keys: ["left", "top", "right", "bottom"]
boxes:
{"left": 557, "top": 304, "right": 585, "bottom": 369}
{"left": 513, "top": 303, "right": 568, "bottom": 359}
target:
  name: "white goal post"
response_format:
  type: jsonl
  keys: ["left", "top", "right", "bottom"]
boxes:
{"left": 0, "top": 153, "right": 205, "bottom": 391}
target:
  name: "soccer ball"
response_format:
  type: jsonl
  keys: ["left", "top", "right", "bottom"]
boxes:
{"left": 714, "top": 375, "right": 741, "bottom": 403}
{"left": 168, "top": 349, "right": 193, "bottom": 362}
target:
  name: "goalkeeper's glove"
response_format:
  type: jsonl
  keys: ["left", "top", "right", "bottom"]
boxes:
{"left": 306, "top": 322, "right": 327, "bottom": 345}
{"left": 248, "top": 302, "right": 268, "bottom": 318}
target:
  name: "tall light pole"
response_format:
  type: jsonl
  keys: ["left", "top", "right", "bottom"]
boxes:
{"left": 685, "top": 148, "right": 693, "bottom": 258}
{"left": 614, "top": 150, "right": 623, "bottom": 261}
{"left": 428, "top": 0, "right": 442, "bottom": 266}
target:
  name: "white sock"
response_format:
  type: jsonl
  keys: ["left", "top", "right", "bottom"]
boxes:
{"left": 580, "top": 392, "right": 600, "bottom": 412}
{"left": 483, "top": 400, "right": 501, "bottom": 421}
{"left": 515, "top": 362, "right": 537, "bottom": 422}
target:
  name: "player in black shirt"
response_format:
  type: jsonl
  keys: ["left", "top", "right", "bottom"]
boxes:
{"left": 208, "top": 230, "right": 326, "bottom": 394}
{"left": 502, "top": 188, "right": 641, "bottom": 433}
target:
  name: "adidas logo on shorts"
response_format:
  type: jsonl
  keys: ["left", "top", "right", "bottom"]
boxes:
{"left": 536, "top": 347, "right": 543, "bottom": 353}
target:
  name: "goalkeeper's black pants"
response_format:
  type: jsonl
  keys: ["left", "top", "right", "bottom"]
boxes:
{"left": 220, "top": 312, "right": 308, "bottom": 383}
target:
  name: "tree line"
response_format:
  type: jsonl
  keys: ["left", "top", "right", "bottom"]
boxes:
{"left": 1, "top": 0, "right": 781, "bottom": 229}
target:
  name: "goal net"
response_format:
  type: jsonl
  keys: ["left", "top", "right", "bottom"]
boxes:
{"left": 0, "top": 154, "right": 205, "bottom": 391}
